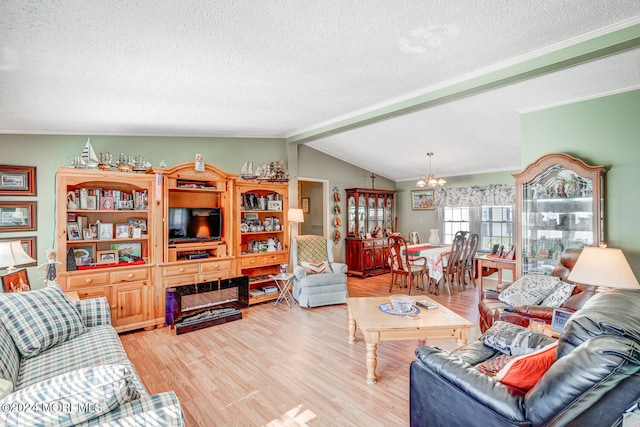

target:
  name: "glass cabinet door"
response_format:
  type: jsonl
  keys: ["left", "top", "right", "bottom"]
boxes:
{"left": 514, "top": 153, "right": 606, "bottom": 278}
{"left": 376, "top": 197, "right": 385, "bottom": 231}
{"left": 358, "top": 195, "right": 366, "bottom": 235}
{"left": 367, "top": 196, "right": 376, "bottom": 233}
{"left": 385, "top": 196, "right": 393, "bottom": 230}
{"left": 347, "top": 194, "right": 356, "bottom": 236}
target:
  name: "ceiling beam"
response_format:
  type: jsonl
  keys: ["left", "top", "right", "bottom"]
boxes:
{"left": 287, "top": 23, "right": 640, "bottom": 145}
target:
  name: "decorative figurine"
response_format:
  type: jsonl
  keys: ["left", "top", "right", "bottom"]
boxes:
{"left": 195, "top": 153, "right": 205, "bottom": 171}
{"left": 38, "top": 249, "right": 63, "bottom": 286}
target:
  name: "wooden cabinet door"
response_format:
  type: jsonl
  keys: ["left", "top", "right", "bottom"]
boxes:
{"left": 111, "top": 281, "right": 149, "bottom": 328}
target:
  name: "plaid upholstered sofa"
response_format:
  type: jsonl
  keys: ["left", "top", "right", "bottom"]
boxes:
{"left": 292, "top": 235, "right": 348, "bottom": 307}
{"left": 0, "top": 285, "right": 185, "bottom": 426}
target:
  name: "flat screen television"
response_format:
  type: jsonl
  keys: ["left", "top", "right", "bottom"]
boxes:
{"left": 168, "top": 208, "right": 222, "bottom": 243}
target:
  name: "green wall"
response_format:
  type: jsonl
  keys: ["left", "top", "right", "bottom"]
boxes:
{"left": 0, "top": 135, "right": 286, "bottom": 286}
{"left": 521, "top": 89, "right": 640, "bottom": 275}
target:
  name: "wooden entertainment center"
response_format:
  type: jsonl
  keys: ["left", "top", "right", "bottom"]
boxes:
{"left": 56, "top": 162, "right": 290, "bottom": 332}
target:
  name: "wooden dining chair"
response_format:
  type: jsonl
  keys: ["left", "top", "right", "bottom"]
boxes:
{"left": 458, "top": 233, "right": 479, "bottom": 290}
{"left": 387, "top": 234, "right": 427, "bottom": 294}
{"left": 442, "top": 232, "right": 467, "bottom": 294}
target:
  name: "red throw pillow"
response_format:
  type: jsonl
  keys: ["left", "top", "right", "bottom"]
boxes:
{"left": 494, "top": 342, "right": 557, "bottom": 391}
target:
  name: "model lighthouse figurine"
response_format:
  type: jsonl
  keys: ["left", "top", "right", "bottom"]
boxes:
{"left": 38, "top": 249, "right": 63, "bottom": 286}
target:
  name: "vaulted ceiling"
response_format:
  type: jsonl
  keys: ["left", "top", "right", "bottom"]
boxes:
{"left": 1, "top": 1, "right": 639, "bottom": 181}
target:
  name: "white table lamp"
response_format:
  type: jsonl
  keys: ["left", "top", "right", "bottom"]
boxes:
{"left": 567, "top": 246, "right": 640, "bottom": 290}
{"left": 0, "top": 241, "right": 36, "bottom": 273}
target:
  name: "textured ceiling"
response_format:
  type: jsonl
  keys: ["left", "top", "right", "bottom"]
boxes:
{"left": 1, "top": 1, "right": 639, "bottom": 180}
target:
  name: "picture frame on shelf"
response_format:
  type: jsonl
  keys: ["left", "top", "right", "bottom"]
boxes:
{"left": 302, "top": 197, "right": 310, "bottom": 213}
{"left": 110, "top": 242, "right": 142, "bottom": 262}
{"left": 268, "top": 200, "right": 282, "bottom": 211}
{"left": 118, "top": 200, "right": 134, "bottom": 210}
{"left": 89, "top": 223, "right": 98, "bottom": 239}
{"left": 411, "top": 190, "right": 435, "bottom": 210}
{"left": 96, "top": 250, "right": 119, "bottom": 265}
{"left": 72, "top": 244, "right": 95, "bottom": 266}
{"left": 115, "top": 223, "right": 130, "bottom": 239}
{"left": 0, "top": 237, "right": 37, "bottom": 266}
{"left": 84, "top": 195, "right": 97, "bottom": 210}
{"left": 0, "top": 165, "right": 36, "bottom": 196}
{"left": 131, "top": 227, "right": 142, "bottom": 238}
{"left": 0, "top": 268, "right": 31, "bottom": 293}
{"left": 83, "top": 228, "right": 93, "bottom": 240}
{"left": 100, "top": 196, "right": 114, "bottom": 210}
{"left": 98, "top": 223, "right": 113, "bottom": 240}
{"left": 127, "top": 217, "right": 146, "bottom": 232}
{"left": 0, "top": 202, "right": 37, "bottom": 232}
{"left": 67, "top": 223, "right": 82, "bottom": 240}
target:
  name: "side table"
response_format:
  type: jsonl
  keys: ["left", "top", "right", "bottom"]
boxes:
{"left": 271, "top": 273, "right": 295, "bottom": 307}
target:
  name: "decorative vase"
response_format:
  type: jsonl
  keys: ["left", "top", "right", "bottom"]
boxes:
{"left": 429, "top": 229, "right": 440, "bottom": 245}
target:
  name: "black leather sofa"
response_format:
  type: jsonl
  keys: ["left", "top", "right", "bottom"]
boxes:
{"left": 410, "top": 288, "right": 640, "bottom": 427}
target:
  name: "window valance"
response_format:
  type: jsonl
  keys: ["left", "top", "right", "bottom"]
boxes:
{"left": 434, "top": 184, "right": 515, "bottom": 207}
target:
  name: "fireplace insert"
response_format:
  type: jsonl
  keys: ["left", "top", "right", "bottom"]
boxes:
{"left": 165, "top": 276, "right": 249, "bottom": 334}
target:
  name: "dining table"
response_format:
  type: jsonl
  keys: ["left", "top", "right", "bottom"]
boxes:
{"left": 405, "top": 244, "right": 452, "bottom": 293}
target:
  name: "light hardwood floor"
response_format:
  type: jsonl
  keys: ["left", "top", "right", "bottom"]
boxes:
{"left": 120, "top": 274, "right": 492, "bottom": 426}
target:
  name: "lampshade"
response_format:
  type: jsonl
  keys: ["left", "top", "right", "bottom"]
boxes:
{"left": 288, "top": 208, "right": 304, "bottom": 224}
{"left": 0, "top": 241, "right": 36, "bottom": 272}
{"left": 567, "top": 246, "right": 640, "bottom": 289}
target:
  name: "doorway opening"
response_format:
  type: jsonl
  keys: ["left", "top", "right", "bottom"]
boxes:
{"left": 298, "top": 178, "right": 329, "bottom": 238}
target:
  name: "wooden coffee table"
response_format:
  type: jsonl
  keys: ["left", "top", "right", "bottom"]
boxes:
{"left": 346, "top": 296, "right": 473, "bottom": 384}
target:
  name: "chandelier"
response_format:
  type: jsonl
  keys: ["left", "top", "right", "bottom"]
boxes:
{"left": 416, "top": 152, "right": 446, "bottom": 188}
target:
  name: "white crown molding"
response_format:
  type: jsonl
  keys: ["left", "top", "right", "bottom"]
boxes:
{"left": 517, "top": 84, "right": 640, "bottom": 114}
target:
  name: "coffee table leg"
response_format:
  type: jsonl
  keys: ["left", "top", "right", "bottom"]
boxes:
{"left": 348, "top": 311, "right": 356, "bottom": 344}
{"left": 456, "top": 327, "right": 470, "bottom": 347}
{"left": 366, "top": 342, "right": 377, "bottom": 384}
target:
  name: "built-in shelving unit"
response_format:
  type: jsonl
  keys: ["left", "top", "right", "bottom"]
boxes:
{"left": 234, "top": 181, "right": 289, "bottom": 304}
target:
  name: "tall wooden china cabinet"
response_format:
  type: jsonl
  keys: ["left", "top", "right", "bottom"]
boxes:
{"left": 344, "top": 188, "right": 395, "bottom": 277}
{"left": 513, "top": 153, "right": 607, "bottom": 278}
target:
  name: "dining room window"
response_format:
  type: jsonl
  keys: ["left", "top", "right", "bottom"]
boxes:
{"left": 443, "top": 207, "right": 470, "bottom": 244}
{"left": 480, "top": 205, "right": 514, "bottom": 251}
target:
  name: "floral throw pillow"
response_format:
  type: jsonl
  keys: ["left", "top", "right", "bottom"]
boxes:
{"left": 498, "top": 274, "right": 560, "bottom": 307}
{"left": 540, "top": 282, "right": 576, "bottom": 307}
{"left": 480, "top": 321, "right": 555, "bottom": 356}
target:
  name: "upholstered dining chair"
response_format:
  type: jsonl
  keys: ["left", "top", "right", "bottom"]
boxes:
{"left": 387, "top": 234, "right": 428, "bottom": 294}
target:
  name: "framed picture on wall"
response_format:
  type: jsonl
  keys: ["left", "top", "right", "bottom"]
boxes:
{"left": 0, "top": 165, "right": 36, "bottom": 196}
{"left": 1, "top": 268, "right": 31, "bottom": 293}
{"left": 0, "top": 202, "right": 37, "bottom": 231}
{"left": 411, "top": 190, "right": 435, "bottom": 210}
{"left": 302, "top": 197, "right": 310, "bottom": 213}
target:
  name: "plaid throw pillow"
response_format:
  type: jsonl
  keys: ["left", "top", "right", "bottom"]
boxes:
{"left": 297, "top": 236, "right": 328, "bottom": 264}
{"left": 0, "top": 364, "right": 140, "bottom": 426}
{"left": 0, "top": 285, "right": 86, "bottom": 358}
